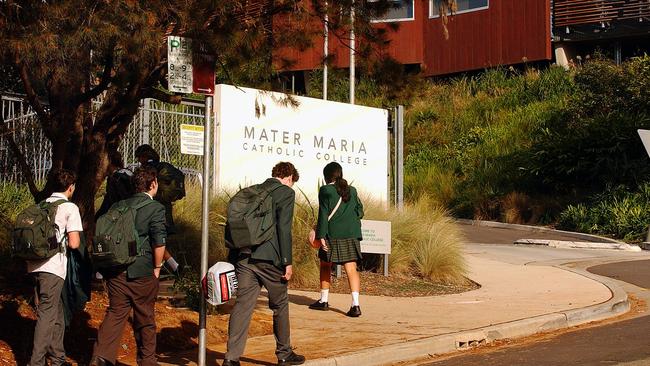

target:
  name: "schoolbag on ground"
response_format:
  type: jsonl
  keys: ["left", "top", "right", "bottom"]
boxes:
{"left": 93, "top": 200, "right": 154, "bottom": 270}
{"left": 12, "top": 200, "right": 67, "bottom": 260}
{"left": 202, "top": 261, "right": 238, "bottom": 305}
{"left": 155, "top": 162, "right": 186, "bottom": 203}
{"left": 225, "top": 183, "right": 280, "bottom": 249}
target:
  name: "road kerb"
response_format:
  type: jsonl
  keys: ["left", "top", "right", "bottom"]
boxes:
{"left": 513, "top": 239, "right": 642, "bottom": 252}
{"left": 304, "top": 266, "right": 629, "bottom": 366}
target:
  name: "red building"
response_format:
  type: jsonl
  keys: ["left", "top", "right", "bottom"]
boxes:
{"left": 277, "top": 0, "right": 650, "bottom": 84}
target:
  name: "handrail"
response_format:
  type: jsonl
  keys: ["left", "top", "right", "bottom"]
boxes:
{"left": 553, "top": 0, "right": 650, "bottom": 27}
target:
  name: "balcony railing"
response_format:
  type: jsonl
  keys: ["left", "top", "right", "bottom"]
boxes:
{"left": 553, "top": 0, "right": 650, "bottom": 27}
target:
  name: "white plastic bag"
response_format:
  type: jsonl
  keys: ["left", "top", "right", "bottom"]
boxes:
{"left": 202, "top": 261, "right": 238, "bottom": 305}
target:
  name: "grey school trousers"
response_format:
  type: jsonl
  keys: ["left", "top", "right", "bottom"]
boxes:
{"left": 225, "top": 259, "right": 292, "bottom": 361}
{"left": 30, "top": 272, "right": 66, "bottom": 366}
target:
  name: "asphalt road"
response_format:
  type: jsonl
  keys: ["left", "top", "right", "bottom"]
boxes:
{"left": 457, "top": 224, "right": 601, "bottom": 244}
{"left": 416, "top": 258, "right": 650, "bottom": 366}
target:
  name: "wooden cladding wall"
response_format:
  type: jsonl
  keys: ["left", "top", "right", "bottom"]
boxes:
{"left": 553, "top": 0, "right": 650, "bottom": 27}
{"left": 276, "top": 0, "right": 552, "bottom": 76}
{"left": 424, "top": 0, "right": 552, "bottom": 75}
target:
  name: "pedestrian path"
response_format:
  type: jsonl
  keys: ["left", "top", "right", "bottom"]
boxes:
{"left": 159, "top": 241, "right": 649, "bottom": 366}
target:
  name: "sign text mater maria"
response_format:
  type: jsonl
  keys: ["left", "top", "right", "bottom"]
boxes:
{"left": 242, "top": 126, "right": 369, "bottom": 166}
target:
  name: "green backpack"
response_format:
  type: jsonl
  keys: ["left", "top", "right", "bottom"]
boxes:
{"left": 12, "top": 199, "right": 67, "bottom": 260}
{"left": 155, "top": 162, "right": 186, "bottom": 203}
{"left": 93, "top": 199, "right": 154, "bottom": 270}
{"left": 225, "top": 183, "right": 281, "bottom": 249}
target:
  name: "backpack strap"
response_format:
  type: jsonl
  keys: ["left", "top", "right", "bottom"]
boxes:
{"left": 328, "top": 197, "right": 342, "bottom": 221}
{"left": 133, "top": 199, "right": 156, "bottom": 211}
{"left": 39, "top": 199, "right": 69, "bottom": 251}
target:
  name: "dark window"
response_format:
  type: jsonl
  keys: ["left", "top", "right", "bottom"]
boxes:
{"left": 430, "top": 0, "right": 488, "bottom": 17}
{"left": 369, "top": 0, "right": 414, "bottom": 22}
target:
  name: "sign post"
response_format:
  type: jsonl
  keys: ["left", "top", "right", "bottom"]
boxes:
{"left": 168, "top": 35, "right": 215, "bottom": 366}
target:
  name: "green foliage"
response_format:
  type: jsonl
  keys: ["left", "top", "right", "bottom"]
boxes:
{"left": 402, "top": 57, "right": 650, "bottom": 235}
{"left": 529, "top": 57, "right": 650, "bottom": 192}
{"left": 0, "top": 183, "right": 33, "bottom": 254}
{"left": 558, "top": 184, "right": 650, "bottom": 242}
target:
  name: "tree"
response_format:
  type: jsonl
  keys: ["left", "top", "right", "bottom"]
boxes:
{"left": 0, "top": 0, "right": 454, "bottom": 236}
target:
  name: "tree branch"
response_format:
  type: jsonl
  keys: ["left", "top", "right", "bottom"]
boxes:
{"left": 145, "top": 88, "right": 182, "bottom": 104}
{"left": 75, "top": 50, "right": 114, "bottom": 105}
{"left": 13, "top": 56, "right": 52, "bottom": 135}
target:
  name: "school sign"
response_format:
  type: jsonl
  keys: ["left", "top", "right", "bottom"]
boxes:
{"left": 214, "top": 84, "right": 389, "bottom": 203}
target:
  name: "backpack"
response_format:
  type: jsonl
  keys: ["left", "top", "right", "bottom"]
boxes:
{"left": 225, "top": 183, "right": 281, "bottom": 249}
{"left": 92, "top": 199, "right": 154, "bottom": 271}
{"left": 155, "top": 162, "right": 186, "bottom": 203}
{"left": 12, "top": 199, "right": 67, "bottom": 260}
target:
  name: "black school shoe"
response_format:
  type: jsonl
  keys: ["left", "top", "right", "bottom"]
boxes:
{"left": 222, "top": 360, "right": 241, "bottom": 366}
{"left": 346, "top": 305, "right": 362, "bottom": 317}
{"left": 308, "top": 300, "right": 329, "bottom": 310}
{"left": 278, "top": 352, "right": 306, "bottom": 366}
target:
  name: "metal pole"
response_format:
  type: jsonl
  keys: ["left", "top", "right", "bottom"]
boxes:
{"left": 384, "top": 254, "right": 389, "bottom": 277}
{"left": 349, "top": 0, "right": 355, "bottom": 105}
{"left": 323, "top": 0, "right": 329, "bottom": 100}
{"left": 198, "top": 95, "right": 212, "bottom": 366}
{"left": 212, "top": 92, "right": 219, "bottom": 196}
{"left": 396, "top": 105, "right": 404, "bottom": 211}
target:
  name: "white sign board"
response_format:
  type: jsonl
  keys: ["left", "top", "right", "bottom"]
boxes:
{"left": 167, "top": 36, "right": 193, "bottom": 93}
{"left": 180, "top": 124, "right": 205, "bottom": 156}
{"left": 214, "top": 84, "right": 389, "bottom": 203}
{"left": 360, "top": 219, "right": 391, "bottom": 254}
{"left": 638, "top": 129, "right": 650, "bottom": 158}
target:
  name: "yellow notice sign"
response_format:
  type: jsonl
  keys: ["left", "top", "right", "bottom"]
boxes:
{"left": 180, "top": 124, "right": 204, "bottom": 156}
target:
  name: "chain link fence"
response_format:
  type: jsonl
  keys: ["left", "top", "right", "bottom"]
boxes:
{"left": 1, "top": 94, "right": 206, "bottom": 186}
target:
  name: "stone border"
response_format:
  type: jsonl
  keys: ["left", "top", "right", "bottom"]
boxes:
{"left": 514, "top": 239, "right": 642, "bottom": 252}
{"left": 304, "top": 264, "right": 629, "bottom": 366}
{"left": 455, "top": 219, "right": 624, "bottom": 244}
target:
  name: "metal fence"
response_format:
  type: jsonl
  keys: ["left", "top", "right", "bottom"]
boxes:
{"left": 1, "top": 94, "right": 205, "bottom": 185}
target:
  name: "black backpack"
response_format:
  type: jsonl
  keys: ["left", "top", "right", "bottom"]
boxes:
{"left": 155, "top": 162, "right": 186, "bottom": 203}
{"left": 93, "top": 199, "right": 154, "bottom": 270}
{"left": 12, "top": 199, "right": 66, "bottom": 260}
{"left": 225, "top": 183, "right": 281, "bottom": 249}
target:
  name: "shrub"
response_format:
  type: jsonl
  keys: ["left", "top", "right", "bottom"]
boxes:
{"left": 558, "top": 184, "right": 650, "bottom": 242}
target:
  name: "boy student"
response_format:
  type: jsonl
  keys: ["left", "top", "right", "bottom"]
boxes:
{"left": 134, "top": 144, "right": 183, "bottom": 275}
{"left": 90, "top": 166, "right": 167, "bottom": 366}
{"left": 223, "top": 162, "right": 305, "bottom": 366}
{"left": 28, "top": 169, "right": 83, "bottom": 366}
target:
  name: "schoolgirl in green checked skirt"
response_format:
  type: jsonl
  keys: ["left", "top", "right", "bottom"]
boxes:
{"left": 308, "top": 162, "right": 364, "bottom": 317}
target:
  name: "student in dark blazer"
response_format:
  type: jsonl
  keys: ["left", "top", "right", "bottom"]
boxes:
{"left": 309, "top": 162, "right": 364, "bottom": 317}
{"left": 91, "top": 166, "right": 167, "bottom": 366}
{"left": 223, "top": 162, "right": 305, "bottom": 366}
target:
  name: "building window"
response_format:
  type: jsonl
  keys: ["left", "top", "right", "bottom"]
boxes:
{"left": 369, "top": 0, "right": 415, "bottom": 22}
{"left": 429, "top": 0, "right": 488, "bottom": 18}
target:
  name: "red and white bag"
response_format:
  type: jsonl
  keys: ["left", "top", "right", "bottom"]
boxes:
{"left": 202, "top": 262, "right": 238, "bottom": 305}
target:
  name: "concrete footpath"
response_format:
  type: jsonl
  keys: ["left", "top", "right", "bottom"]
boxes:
{"left": 159, "top": 224, "right": 650, "bottom": 366}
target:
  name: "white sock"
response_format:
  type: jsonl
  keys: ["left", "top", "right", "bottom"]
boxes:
{"left": 351, "top": 291, "right": 360, "bottom": 306}
{"left": 166, "top": 257, "right": 179, "bottom": 271}
{"left": 320, "top": 289, "right": 329, "bottom": 303}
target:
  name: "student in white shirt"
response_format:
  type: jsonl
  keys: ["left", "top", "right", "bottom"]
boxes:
{"left": 27, "top": 169, "right": 83, "bottom": 366}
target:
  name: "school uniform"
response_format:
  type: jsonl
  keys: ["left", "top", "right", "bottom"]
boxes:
{"left": 316, "top": 184, "right": 364, "bottom": 264}
{"left": 28, "top": 193, "right": 83, "bottom": 366}
{"left": 92, "top": 192, "right": 166, "bottom": 366}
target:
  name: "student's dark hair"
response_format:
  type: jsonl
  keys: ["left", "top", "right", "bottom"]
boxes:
{"left": 51, "top": 169, "right": 77, "bottom": 192}
{"left": 272, "top": 162, "right": 300, "bottom": 182}
{"left": 133, "top": 166, "right": 158, "bottom": 193}
{"left": 134, "top": 144, "right": 160, "bottom": 163}
{"left": 108, "top": 149, "right": 124, "bottom": 170}
{"left": 323, "top": 162, "right": 350, "bottom": 202}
